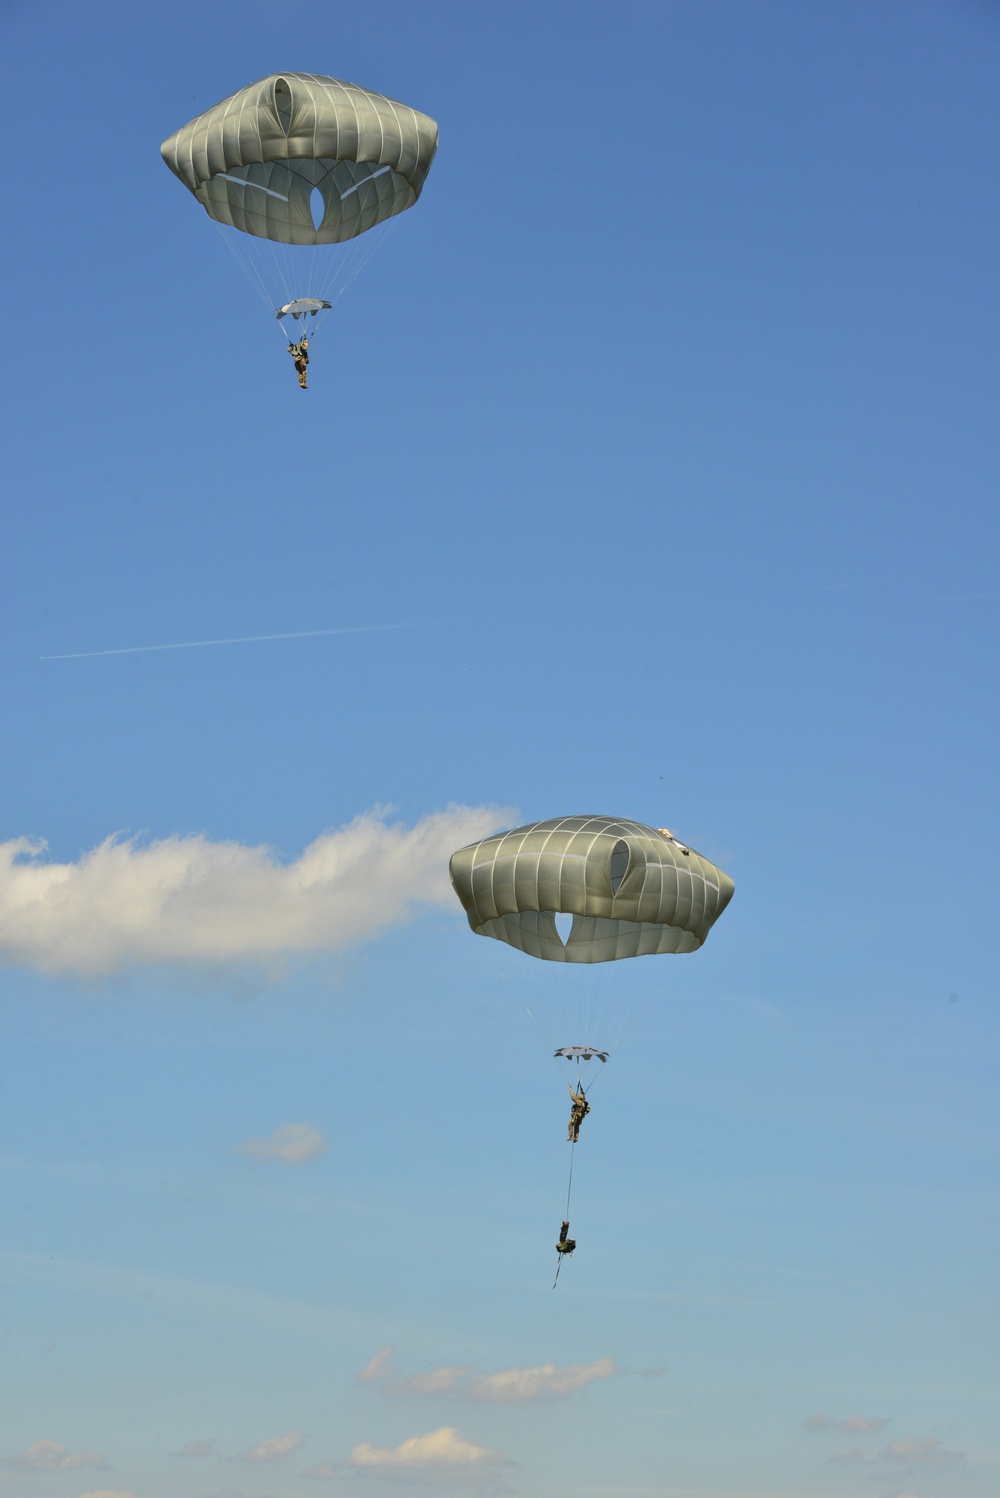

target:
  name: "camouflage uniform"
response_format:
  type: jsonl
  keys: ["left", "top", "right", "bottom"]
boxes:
{"left": 288, "top": 335, "right": 309, "bottom": 389}
{"left": 567, "top": 1085, "right": 590, "bottom": 1142}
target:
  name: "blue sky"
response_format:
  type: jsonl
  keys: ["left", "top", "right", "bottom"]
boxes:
{"left": 1, "top": 2, "right": 998, "bottom": 1495}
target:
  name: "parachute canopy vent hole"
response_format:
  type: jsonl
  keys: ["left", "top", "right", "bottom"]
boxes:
{"left": 554, "top": 913, "right": 573, "bottom": 946}
{"left": 274, "top": 78, "right": 292, "bottom": 135}
{"left": 310, "top": 187, "right": 325, "bottom": 232}
{"left": 609, "top": 840, "right": 630, "bottom": 895}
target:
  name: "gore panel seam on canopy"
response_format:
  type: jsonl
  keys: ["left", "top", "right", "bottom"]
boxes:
{"left": 252, "top": 84, "right": 265, "bottom": 165}
{"left": 536, "top": 821, "right": 559, "bottom": 914}
{"left": 310, "top": 76, "right": 319, "bottom": 160}
{"left": 571, "top": 825, "right": 602, "bottom": 930}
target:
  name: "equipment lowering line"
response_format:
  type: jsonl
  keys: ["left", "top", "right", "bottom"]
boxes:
{"left": 552, "top": 1139, "right": 577, "bottom": 1289}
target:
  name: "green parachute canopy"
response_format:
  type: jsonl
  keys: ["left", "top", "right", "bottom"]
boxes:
{"left": 450, "top": 816, "right": 734, "bottom": 964}
{"left": 161, "top": 72, "right": 439, "bottom": 246}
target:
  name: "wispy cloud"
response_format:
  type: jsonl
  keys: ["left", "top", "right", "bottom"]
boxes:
{"left": 357, "top": 1346, "right": 395, "bottom": 1383}
{"left": 175, "top": 1437, "right": 216, "bottom": 1457}
{"left": 240, "top": 1123, "right": 327, "bottom": 1164}
{"left": 376, "top": 1355, "right": 617, "bottom": 1403}
{"left": 390, "top": 1367, "right": 472, "bottom": 1396}
{"left": 347, "top": 1427, "right": 508, "bottom": 1469}
{"left": 1, "top": 1441, "right": 107, "bottom": 1471}
{"left": 0, "top": 1245, "right": 413, "bottom": 1346}
{"left": 829, "top": 1446, "right": 868, "bottom": 1465}
{"left": 373, "top": 1355, "right": 616, "bottom": 1403}
{"left": 804, "top": 1412, "right": 889, "bottom": 1433}
{"left": 241, "top": 1430, "right": 306, "bottom": 1463}
{"left": 879, "top": 1436, "right": 963, "bottom": 1470}
{"left": 467, "top": 1357, "right": 617, "bottom": 1402}
{"left": 816, "top": 1432, "right": 964, "bottom": 1488}
{"left": 0, "top": 805, "right": 509, "bottom": 977}
{"left": 79, "top": 1491, "right": 135, "bottom": 1498}
{"left": 41, "top": 622, "right": 412, "bottom": 661}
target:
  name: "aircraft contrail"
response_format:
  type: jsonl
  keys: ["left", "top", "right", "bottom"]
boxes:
{"left": 41, "top": 624, "right": 412, "bottom": 661}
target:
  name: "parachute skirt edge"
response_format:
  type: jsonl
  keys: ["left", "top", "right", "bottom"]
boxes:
{"left": 474, "top": 911, "right": 701, "bottom": 963}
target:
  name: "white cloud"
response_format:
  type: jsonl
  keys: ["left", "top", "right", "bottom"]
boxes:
{"left": 301, "top": 1461, "right": 336, "bottom": 1479}
{"left": 175, "top": 1437, "right": 215, "bottom": 1457}
{"left": 2, "top": 1441, "right": 106, "bottom": 1470}
{"left": 358, "top": 1345, "right": 395, "bottom": 1383}
{"left": 879, "top": 1436, "right": 963, "bottom": 1469}
{"left": 390, "top": 1367, "right": 472, "bottom": 1395}
{"left": 467, "top": 1357, "right": 617, "bottom": 1402}
{"left": 242, "top": 1430, "right": 306, "bottom": 1462}
{"left": 240, "top": 1123, "right": 327, "bottom": 1164}
{"left": 0, "top": 805, "right": 508, "bottom": 978}
{"left": 347, "top": 1427, "right": 507, "bottom": 1469}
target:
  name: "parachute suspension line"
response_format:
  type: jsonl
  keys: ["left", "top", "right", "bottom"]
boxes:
{"left": 593, "top": 978, "right": 636, "bottom": 1057}
{"left": 553, "top": 964, "right": 612, "bottom": 1077}
{"left": 497, "top": 942, "right": 650, "bottom": 1093}
{"left": 584, "top": 968, "right": 601, "bottom": 1056}
{"left": 335, "top": 215, "right": 401, "bottom": 301}
{"left": 593, "top": 961, "right": 637, "bottom": 1059}
{"left": 214, "top": 216, "right": 402, "bottom": 345}
{"left": 271, "top": 238, "right": 299, "bottom": 307}
{"left": 607, "top": 983, "right": 660, "bottom": 1058}
{"left": 522, "top": 1003, "right": 552, "bottom": 1052}
{"left": 214, "top": 223, "right": 277, "bottom": 317}
{"left": 270, "top": 240, "right": 297, "bottom": 309}
{"left": 267, "top": 240, "right": 286, "bottom": 305}
{"left": 307, "top": 216, "right": 401, "bottom": 339}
